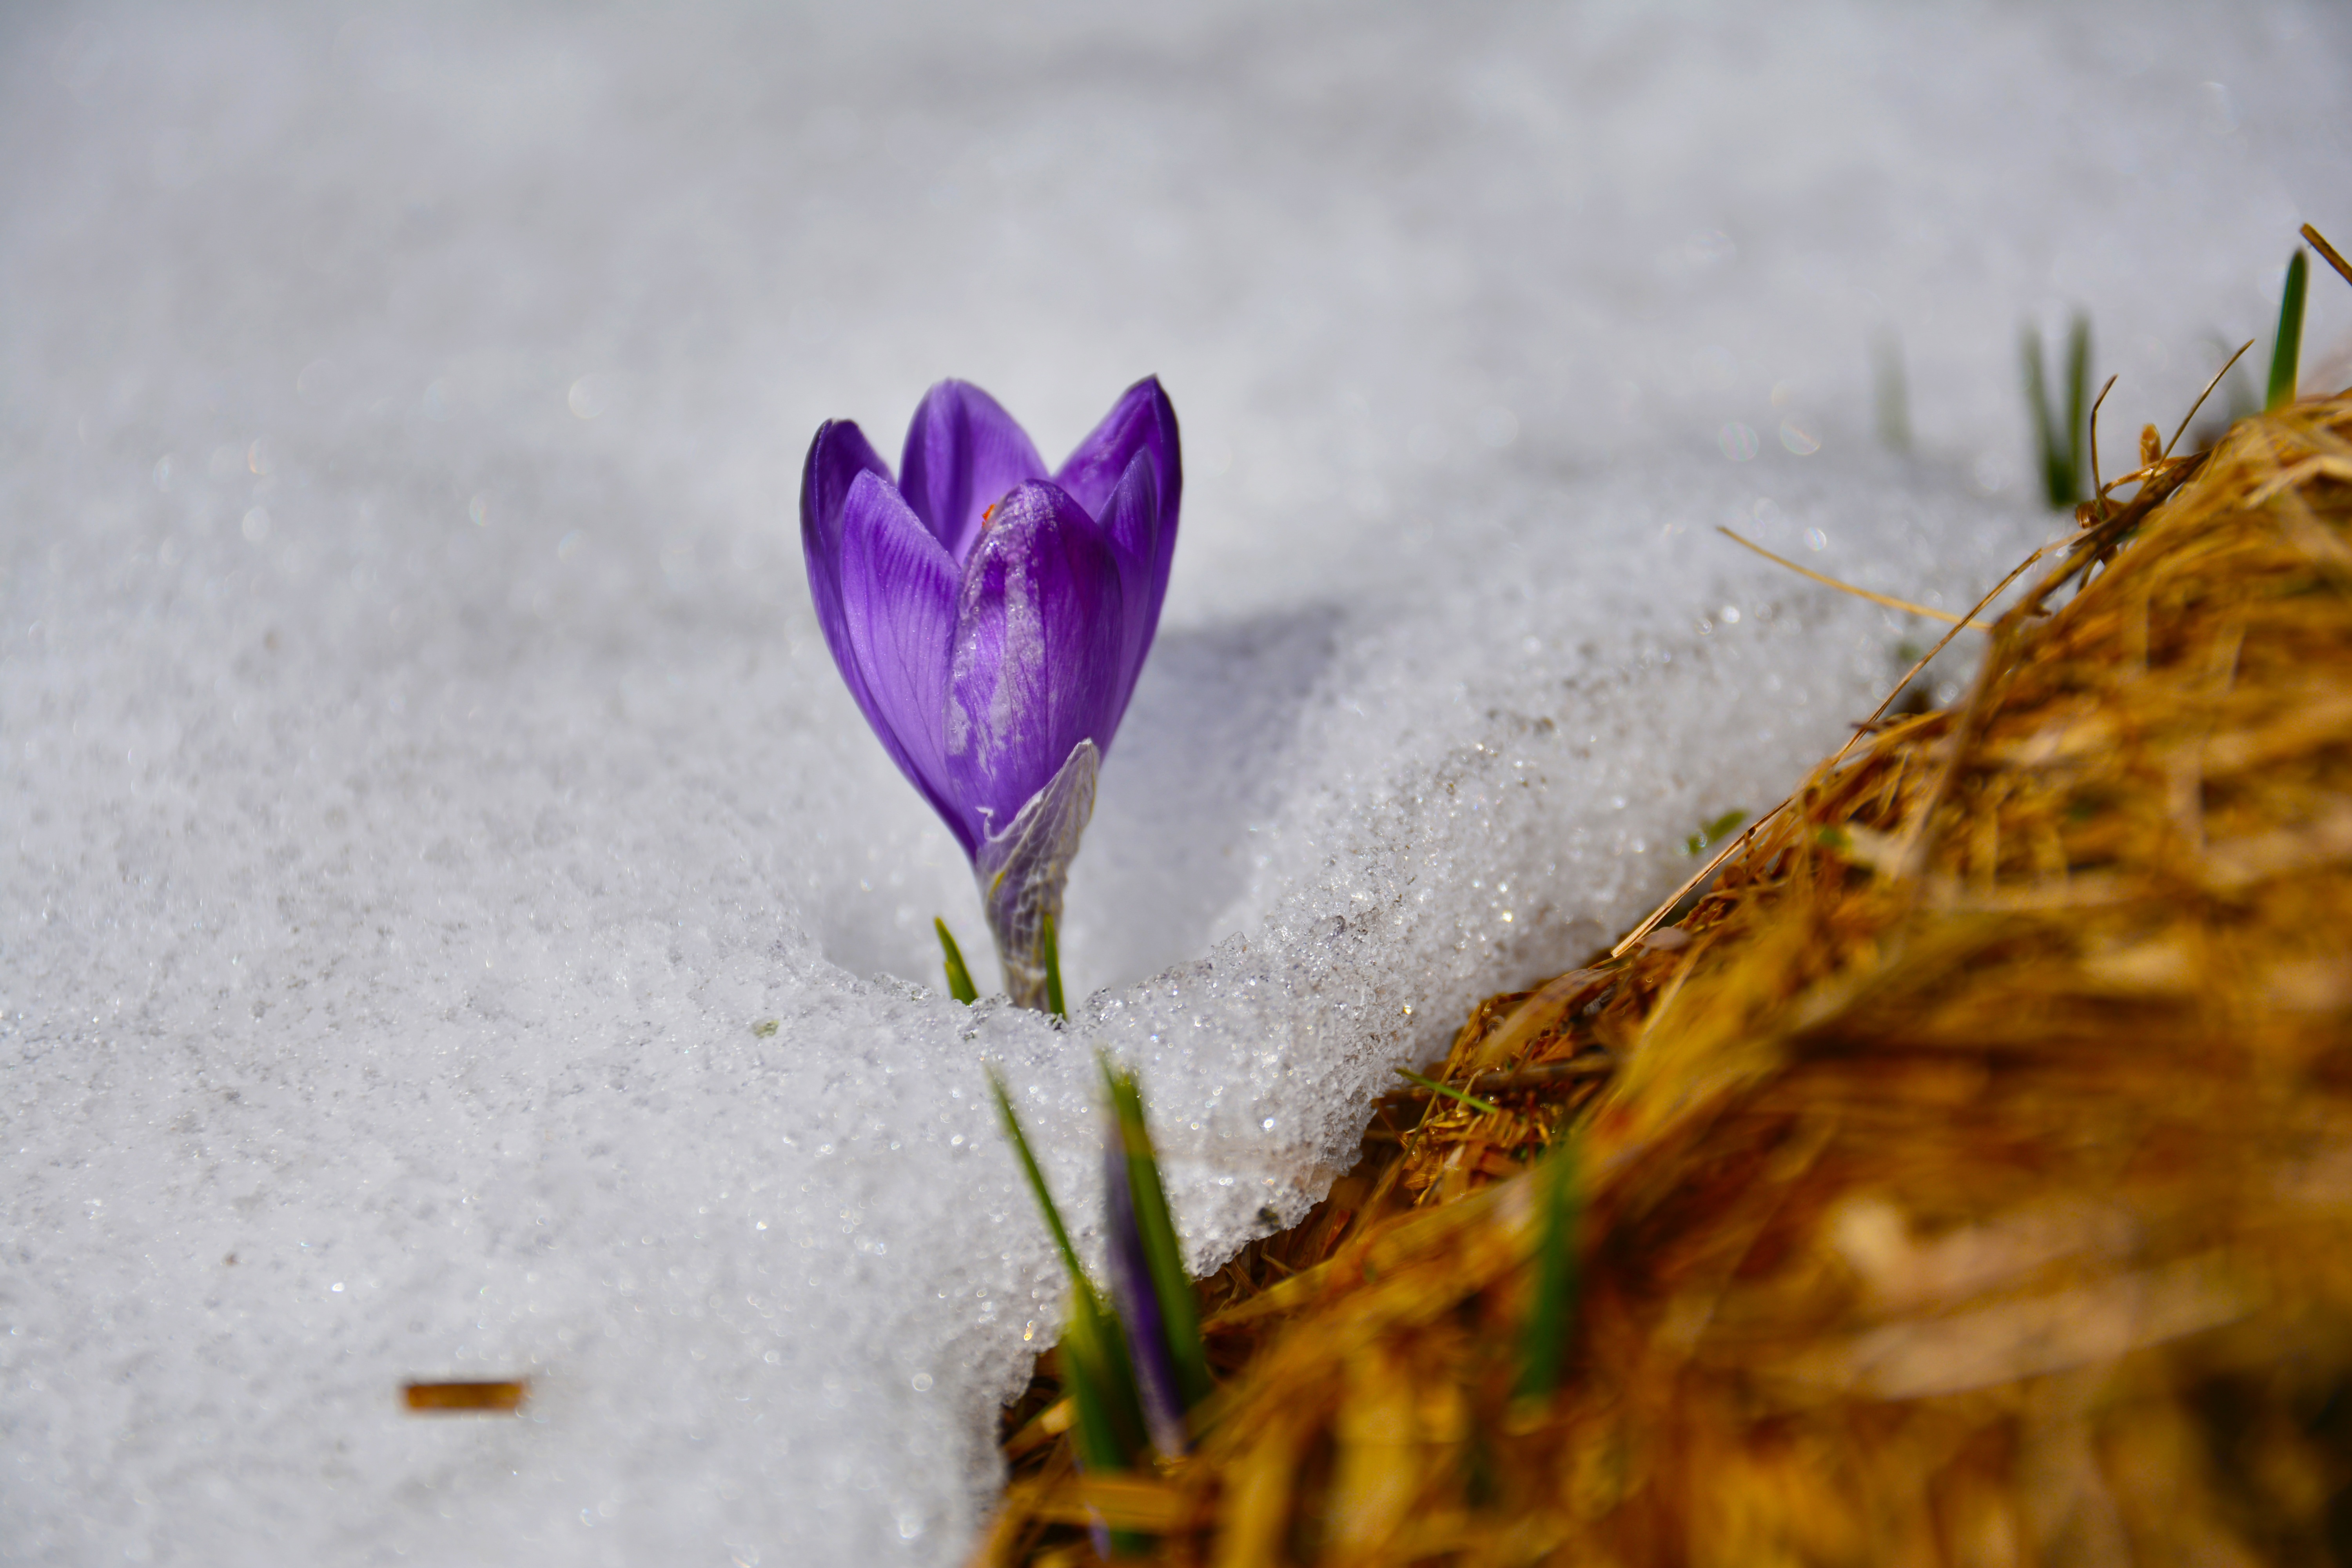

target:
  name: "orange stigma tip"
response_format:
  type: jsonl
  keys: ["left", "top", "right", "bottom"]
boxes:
{"left": 982, "top": 501, "right": 997, "bottom": 526}
{"left": 403, "top": 1379, "right": 529, "bottom": 1414}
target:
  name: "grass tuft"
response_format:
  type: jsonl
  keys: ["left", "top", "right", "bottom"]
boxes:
{"left": 2023, "top": 310, "right": 2093, "bottom": 508}
{"left": 1685, "top": 808, "right": 1749, "bottom": 857}
{"left": 1871, "top": 323, "right": 1911, "bottom": 453}
{"left": 2267, "top": 247, "right": 2308, "bottom": 411}
{"left": 989, "top": 1069, "right": 1152, "bottom": 1498}
{"left": 936, "top": 918, "right": 979, "bottom": 1004}
{"left": 1512, "top": 1139, "right": 1581, "bottom": 1404}
{"left": 1103, "top": 1059, "right": 1214, "bottom": 1415}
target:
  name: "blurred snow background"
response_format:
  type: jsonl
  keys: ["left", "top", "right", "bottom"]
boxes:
{"left": 5, "top": 2, "right": 2350, "bottom": 1563}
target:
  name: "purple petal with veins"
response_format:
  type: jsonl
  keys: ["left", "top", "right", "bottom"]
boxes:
{"left": 946, "top": 480, "right": 1128, "bottom": 849}
{"left": 899, "top": 379, "right": 1049, "bottom": 564}
{"left": 800, "top": 418, "right": 894, "bottom": 740}
{"left": 835, "top": 472, "right": 965, "bottom": 850}
{"left": 1054, "top": 376, "right": 1181, "bottom": 535}
{"left": 1092, "top": 450, "right": 1165, "bottom": 731}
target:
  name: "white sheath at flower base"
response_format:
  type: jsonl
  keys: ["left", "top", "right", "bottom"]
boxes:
{"left": 975, "top": 739, "right": 1099, "bottom": 1009}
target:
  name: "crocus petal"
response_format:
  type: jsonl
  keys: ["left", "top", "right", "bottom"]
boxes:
{"left": 946, "top": 481, "right": 1128, "bottom": 848}
{"left": 800, "top": 419, "right": 895, "bottom": 761}
{"left": 1092, "top": 449, "right": 1165, "bottom": 735}
{"left": 1053, "top": 375, "right": 1180, "bottom": 530}
{"left": 834, "top": 470, "right": 968, "bottom": 851}
{"left": 898, "top": 380, "right": 1049, "bottom": 565}
{"left": 1056, "top": 377, "right": 1179, "bottom": 721}
{"left": 802, "top": 417, "right": 893, "bottom": 555}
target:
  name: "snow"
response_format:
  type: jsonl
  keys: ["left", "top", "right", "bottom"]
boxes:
{"left": 5, "top": 2, "right": 2349, "bottom": 1563}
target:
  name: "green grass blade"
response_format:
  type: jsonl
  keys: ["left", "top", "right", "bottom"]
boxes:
{"left": 1103, "top": 1061, "right": 1214, "bottom": 1413}
{"left": 992, "top": 1068, "right": 1153, "bottom": 1477}
{"left": 935, "top": 918, "right": 978, "bottom": 1004}
{"left": 1514, "top": 1138, "right": 1583, "bottom": 1402}
{"left": 1041, "top": 910, "right": 1067, "bottom": 1018}
{"left": 1871, "top": 324, "right": 1911, "bottom": 454}
{"left": 1688, "top": 806, "right": 1750, "bottom": 853}
{"left": 1394, "top": 1066, "right": 1504, "bottom": 1117}
{"left": 2268, "top": 249, "right": 2309, "bottom": 411}
{"left": 2063, "top": 312, "right": 2092, "bottom": 505}
{"left": 2022, "top": 315, "right": 2093, "bottom": 509}
{"left": 2023, "top": 325, "right": 2065, "bottom": 508}
{"left": 1058, "top": 1279, "right": 1152, "bottom": 1480}
{"left": 989, "top": 1069, "right": 1085, "bottom": 1285}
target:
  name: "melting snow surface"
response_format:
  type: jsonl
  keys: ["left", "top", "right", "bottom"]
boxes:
{"left": 5, "top": 3, "right": 2350, "bottom": 1563}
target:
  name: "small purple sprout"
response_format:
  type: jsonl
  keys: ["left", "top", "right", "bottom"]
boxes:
{"left": 1100, "top": 1060, "right": 1212, "bottom": 1458}
{"left": 801, "top": 379, "right": 1180, "bottom": 1007}
{"left": 1103, "top": 1116, "right": 1186, "bottom": 1457}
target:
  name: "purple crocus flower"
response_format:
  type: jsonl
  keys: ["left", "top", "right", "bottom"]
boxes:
{"left": 800, "top": 377, "right": 1180, "bottom": 1006}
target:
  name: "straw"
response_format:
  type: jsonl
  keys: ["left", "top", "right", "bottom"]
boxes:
{"left": 971, "top": 382, "right": 2352, "bottom": 1567}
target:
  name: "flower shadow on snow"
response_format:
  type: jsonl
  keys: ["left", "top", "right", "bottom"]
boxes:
{"left": 1059, "top": 600, "right": 1346, "bottom": 998}
{"left": 809, "top": 602, "right": 1342, "bottom": 1000}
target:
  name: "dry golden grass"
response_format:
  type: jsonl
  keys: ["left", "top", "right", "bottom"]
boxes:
{"left": 973, "top": 388, "right": 2352, "bottom": 1568}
